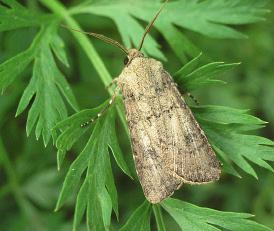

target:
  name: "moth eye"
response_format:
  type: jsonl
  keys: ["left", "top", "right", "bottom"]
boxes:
{"left": 124, "top": 57, "right": 129, "bottom": 65}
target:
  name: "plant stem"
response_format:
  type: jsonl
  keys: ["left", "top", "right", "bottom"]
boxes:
{"left": 38, "top": 0, "right": 128, "bottom": 130}
{"left": 153, "top": 204, "right": 167, "bottom": 231}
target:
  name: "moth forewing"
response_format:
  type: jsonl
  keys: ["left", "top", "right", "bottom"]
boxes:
{"left": 117, "top": 55, "right": 220, "bottom": 203}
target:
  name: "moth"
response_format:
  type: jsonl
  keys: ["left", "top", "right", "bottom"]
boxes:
{"left": 64, "top": 0, "right": 221, "bottom": 204}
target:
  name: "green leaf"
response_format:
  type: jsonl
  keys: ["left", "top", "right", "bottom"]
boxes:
{"left": 153, "top": 204, "right": 166, "bottom": 231}
{"left": 50, "top": 31, "right": 70, "bottom": 67}
{"left": 71, "top": 0, "right": 269, "bottom": 61}
{"left": 105, "top": 153, "right": 119, "bottom": 219}
{"left": 0, "top": 0, "right": 49, "bottom": 32}
{"left": 55, "top": 105, "right": 131, "bottom": 230}
{"left": 119, "top": 200, "right": 151, "bottom": 231}
{"left": 73, "top": 175, "right": 89, "bottom": 231}
{"left": 86, "top": 138, "right": 112, "bottom": 231}
{"left": 192, "top": 105, "right": 266, "bottom": 126}
{"left": 0, "top": 27, "right": 43, "bottom": 91}
{"left": 161, "top": 198, "right": 273, "bottom": 231}
{"left": 55, "top": 121, "right": 101, "bottom": 211}
{"left": 193, "top": 105, "right": 274, "bottom": 178}
{"left": 54, "top": 103, "right": 108, "bottom": 170}
{"left": 10, "top": 23, "right": 79, "bottom": 146}
{"left": 0, "top": 2, "right": 78, "bottom": 145}
{"left": 107, "top": 107, "right": 133, "bottom": 179}
{"left": 174, "top": 53, "right": 239, "bottom": 92}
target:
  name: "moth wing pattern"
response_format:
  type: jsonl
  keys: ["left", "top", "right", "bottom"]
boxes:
{"left": 118, "top": 57, "right": 220, "bottom": 203}
{"left": 161, "top": 70, "right": 221, "bottom": 184}
{"left": 119, "top": 86, "right": 183, "bottom": 203}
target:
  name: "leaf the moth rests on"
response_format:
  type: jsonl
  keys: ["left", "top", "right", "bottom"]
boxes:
{"left": 161, "top": 198, "right": 273, "bottom": 231}
{"left": 191, "top": 105, "right": 266, "bottom": 126}
{"left": 174, "top": 52, "right": 203, "bottom": 78}
{"left": 174, "top": 54, "right": 239, "bottom": 92}
{"left": 212, "top": 145, "right": 241, "bottom": 178}
{"left": 193, "top": 105, "right": 274, "bottom": 178}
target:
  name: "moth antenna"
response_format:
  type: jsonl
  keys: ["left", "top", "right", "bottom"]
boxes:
{"left": 61, "top": 24, "right": 129, "bottom": 55}
{"left": 137, "top": 0, "right": 169, "bottom": 51}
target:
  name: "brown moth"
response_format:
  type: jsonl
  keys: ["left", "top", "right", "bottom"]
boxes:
{"left": 64, "top": 0, "right": 221, "bottom": 204}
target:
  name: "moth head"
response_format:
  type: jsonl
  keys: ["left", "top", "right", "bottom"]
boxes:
{"left": 124, "top": 49, "right": 144, "bottom": 66}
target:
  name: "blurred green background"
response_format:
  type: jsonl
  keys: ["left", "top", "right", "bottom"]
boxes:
{"left": 0, "top": 0, "right": 273, "bottom": 230}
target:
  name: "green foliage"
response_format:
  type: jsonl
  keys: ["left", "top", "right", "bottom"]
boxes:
{"left": 0, "top": 0, "right": 48, "bottom": 31}
{"left": 173, "top": 55, "right": 274, "bottom": 178}
{"left": 194, "top": 106, "right": 274, "bottom": 178}
{"left": 51, "top": 54, "right": 274, "bottom": 230}
{"left": 70, "top": 0, "right": 269, "bottom": 61}
{"left": 0, "top": 1, "right": 78, "bottom": 145}
{"left": 16, "top": 24, "right": 78, "bottom": 145}
{"left": 53, "top": 105, "right": 131, "bottom": 230}
{"left": 174, "top": 53, "right": 239, "bottom": 92}
{"left": 118, "top": 198, "right": 273, "bottom": 230}
{"left": 161, "top": 198, "right": 273, "bottom": 231}
{"left": 119, "top": 201, "right": 151, "bottom": 231}
{"left": 0, "top": 0, "right": 274, "bottom": 231}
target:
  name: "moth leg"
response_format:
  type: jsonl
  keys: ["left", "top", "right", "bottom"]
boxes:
{"left": 106, "top": 77, "right": 118, "bottom": 90}
{"left": 173, "top": 79, "right": 199, "bottom": 105}
{"left": 81, "top": 88, "right": 119, "bottom": 127}
{"left": 186, "top": 93, "right": 200, "bottom": 105}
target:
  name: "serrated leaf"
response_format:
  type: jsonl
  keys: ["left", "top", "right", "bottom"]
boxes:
{"left": 107, "top": 108, "right": 133, "bottom": 179}
{"left": 55, "top": 122, "right": 101, "bottom": 211}
{"left": 86, "top": 126, "right": 112, "bottom": 231}
{"left": 56, "top": 105, "right": 128, "bottom": 230}
{"left": 71, "top": 0, "right": 269, "bottom": 61}
{"left": 161, "top": 198, "right": 273, "bottom": 231}
{"left": 105, "top": 153, "right": 119, "bottom": 219}
{"left": 119, "top": 200, "right": 151, "bottom": 231}
{"left": 174, "top": 52, "right": 203, "bottom": 78}
{"left": 0, "top": 28, "right": 44, "bottom": 91}
{"left": 191, "top": 105, "right": 266, "bottom": 126}
{"left": 50, "top": 30, "right": 70, "bottom": 67}
{"left": 193, "top": 105, "right": 274, "bottom": 178}
{"left": 174, "top": 53, "right": 239, "bottom": 92}
{"left": 212, "top": 145, "right": 241, "bottom": 178}
{"left": 10, "top": 23, "right": 79, "bottom": 146}
{"left": 0, "top": 0, "right": 49, "bottom": 32}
